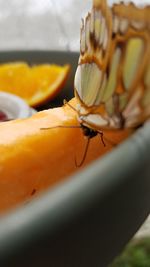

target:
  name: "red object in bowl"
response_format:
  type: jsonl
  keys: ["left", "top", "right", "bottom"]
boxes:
{"left": 0, "top": 110, "right": 8, "bottom": 122}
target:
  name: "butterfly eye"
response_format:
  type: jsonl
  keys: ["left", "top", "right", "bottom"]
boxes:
{"left": 123, "top": 38, "right": 144, "bottom": 90}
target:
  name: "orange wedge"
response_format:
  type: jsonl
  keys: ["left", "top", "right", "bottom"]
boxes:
{"left": 0, "top": 62, "right": 70, "bottom": 107}
{"left": 0, "top": 98, "right": 132, "bottom": 213}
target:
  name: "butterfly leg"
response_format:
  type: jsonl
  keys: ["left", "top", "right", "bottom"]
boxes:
{"left": 97, "top": 130, "right": 106, "bottom": 147}
{"left": 75, "top": 136, "right": 91, "bottom": 168}
{"left": 40, "top": 125, "right": 81, "bottom": 130}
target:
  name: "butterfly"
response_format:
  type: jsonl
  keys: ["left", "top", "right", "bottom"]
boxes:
{"left": 42, "top": 0, "right": 150, "bottom": 166}
{"left": 74, "top": 0, "right": 150, "bottom": 143}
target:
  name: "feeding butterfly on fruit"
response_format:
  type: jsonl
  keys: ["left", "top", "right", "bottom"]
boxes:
{"left": 42, "top": 0, "right": 150, "bottom": 166}
{"left": 73, "top": 0, "right": 150, "bottom": 165}
{"left": 75, "top": 0, "right": 150, "bottom": 136}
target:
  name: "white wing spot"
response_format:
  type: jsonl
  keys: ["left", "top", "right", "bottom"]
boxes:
{"left": 81, "top": 114, "right": 108, "bottom": 127}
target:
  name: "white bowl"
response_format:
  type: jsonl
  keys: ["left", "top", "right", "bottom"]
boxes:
{"left": 0, "top": 92, "right": 36, "bottom": 120}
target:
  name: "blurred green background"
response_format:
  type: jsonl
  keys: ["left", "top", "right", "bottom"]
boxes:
{"left": 109, "top": 237, "right": 150, "bottom": 267}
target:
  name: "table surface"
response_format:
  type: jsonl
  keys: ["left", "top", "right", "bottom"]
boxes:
{"left": 0, "top": 0, "right": 149, "bottom": 237}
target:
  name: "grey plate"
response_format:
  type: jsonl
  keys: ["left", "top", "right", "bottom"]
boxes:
{"left": 0, "top": 51, "right": 149, "bottom": 267}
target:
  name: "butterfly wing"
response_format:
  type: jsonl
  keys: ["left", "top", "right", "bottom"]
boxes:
{"left": 104, "top": 2, "right": 150, "bottom": 129}
{"left": 74, "top": 0, "right": 112, "bottom": 108}
{"left": 75, "top": 0, "right": 150, "bottom": 130}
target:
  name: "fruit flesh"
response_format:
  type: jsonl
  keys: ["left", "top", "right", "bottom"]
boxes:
{"left": 0, "top": 62, "right": 70, "bottom": 107}
{"left": 0, "top": 98, "right": 131, "bottom": 213}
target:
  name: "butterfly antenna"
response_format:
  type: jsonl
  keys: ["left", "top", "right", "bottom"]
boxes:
{"left": 63, "top": 99, "right": 77, "bottom": 112}
{"left": 41, "top": 100, "right": 79, "bottom": 130}
{"left": 75, "top": 137, "right": 90, "bottom": 168}
{"left": 41, "top": 125, "right": 81, "bottom": 130}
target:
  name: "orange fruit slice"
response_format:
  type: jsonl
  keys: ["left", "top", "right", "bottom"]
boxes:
{"left": 0, "top": 62, "right": 70, "bottom": 107}
{"left": 0, "top": 97, "right": 131, "bottom": 213}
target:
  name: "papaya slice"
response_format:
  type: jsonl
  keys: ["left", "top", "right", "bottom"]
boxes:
{"left": 0, "top": 98, "right": 131, "bottom": 213}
